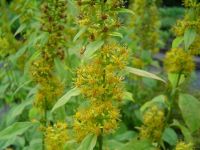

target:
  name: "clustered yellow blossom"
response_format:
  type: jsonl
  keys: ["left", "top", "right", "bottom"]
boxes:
{"left": 35, "top": 77, "right": 64, "bottom": 110}
{"left": 76, "top": 0, "right": 123, "bottom": 40}
{"left": 130, "top": 0, "right": 160, "bottom": 53}
{"left": 164, "top": 48, "right": 195, "bottom": 74}
{"left": 140, "top": 106, "right": 165, "bottom": 142}
{"left": 44, "top": 122, "right": 68, "bottom": 150}
{"left": 74, "top": 101, "right": 120, "bottom": 141}
{"left": 75, "top": 43, "right": 128, "bottom": 102}
{"left": 74, "top": 43, "right": 128, "bottom": 141}
{"left": 175, "top": 141, "right": 193, "bottom": 150}
{"left": 173, "top": 0, "right": 200, "bottom": 55}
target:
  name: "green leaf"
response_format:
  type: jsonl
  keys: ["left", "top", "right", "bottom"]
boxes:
{"left": 178, "top": 93, "right": 200, "bottom": 132}
{"left": 171, "top": 119, "right": 193, "bottom": 143}
{"left": 14, "top": 23, "right": 26, "bottom": 36}
{"left": 73, "top": 27, "right": 86, "bottom": 42}
{"left": 64, "top": 140, "right": 79, "bottom": 150}
{"left": 104, "top": 140, "right": 124, "bottom": 150}
{"left": 84, "top": 40, "right": 104, "bottom": 59}
{"left": 162, "top": 127, "right": 178, "bottom": 146}
{"left": 10, "top": 15, "right": 21, "bottom": 25}
{"left": 140, "top": 95, "right": 167, "bottom": 113}
{"left": 51, "top": 88, "right": 81, "bottom": 113}
{"left": 109, "top": 32, "right": 123, "bottom": 39}
{"left": 125, "top": 66, "right": 166, "bottom": 83}
{"left": 172, "top": 36, "right": 183, "bottom": 48}
{"left": 114, "top": 131, "right": 137, "bottom": 142}
{"left": 123, "top": 91, "right": 134, "bottom": 102}
{"left": 0, "top": 122, "right": 33, "bottom": 140}
{"left": 168, "top": 73, "right": 186, "bottom": 88}
{"left": 54, "top": 58, "right": 67, "bottom": 80}
{"left": 10, "top": 45, "right": 28, "bottom": 62}
{"left": 184, "top": 28, "right": 196, "bottom": 50}
{"left": 120, "top": 139, "right": 156, "bottom": 150}
{"left": 77, "top": 134, "right": 97, "bottom": 150}
{"left": 7, "top": 99, "right": 33, "bottom": 124}
{"left": 116, "top": 8, "right": 135, "bottom": 15}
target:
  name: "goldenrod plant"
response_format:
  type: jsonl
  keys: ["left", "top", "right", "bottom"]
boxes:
{"left": 129, "top": 0, "right": 161, "bottom": 55}
{"left": 0, "top": 0, "right": 200, "bottom": 150}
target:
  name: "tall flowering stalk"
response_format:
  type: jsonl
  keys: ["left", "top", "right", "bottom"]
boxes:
{"left": 161, "top": 1, "right": 200, "bottom": 149}
{"left": 129, "top": 0, "right": 160, "bottom": 54}
{"left": 73, "top": 0, "right": 129, "bottom": 149}
{"left": 173, "top": 0, "right": 200, "bottom": 55}
{"left": 30, "top": 0, "right": 68, "bottom": 149}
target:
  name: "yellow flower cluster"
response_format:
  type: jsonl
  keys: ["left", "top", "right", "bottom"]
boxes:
{"left": 40, "top": 0, "right": 68, "bottom": 60}
{"left": 130, "top": 0, "right": 160, "bottom": 53}
{"left": 30, "top": 58, "right": 52, "bottom": 83}
{"left": 74, "top": 43, "right": 128, "bottom": 141}
{"left": 74, "top": 101, "right": 120, "bottom": 141}
{"left": 164, "top": 48, "right": 195, "bottom": 74}
{"left": 76, "top": 0, "right": 123, "bottom": 40}
{"left": 173, "top": 0, "right": 200, "bottom": 55}
{"left": 35, "top": 77, "right": 64, "bottom": 111}
{"left": 140, "top": 106, "right": 164, "bottom": 142}
{"left": 44, "top": 122, "right": 68, "bottom": 150}
{"left": 75, "top": 43, "right": 128, "bottom": 102}
{"left": 175, "top": 141, "right": 193, "bottom": 150}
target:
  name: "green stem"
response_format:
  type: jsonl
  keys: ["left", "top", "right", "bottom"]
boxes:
{"left": 98, "top": 133, "right": 103, "bottom": 150}
{"left": 166, "top": 71, "right": 182, "bottom": 123}
{"left": 42, "top": 98, "right": 48, "bottom": 150}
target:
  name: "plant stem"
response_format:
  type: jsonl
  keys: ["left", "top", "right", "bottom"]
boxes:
{"left": 98, "top": 133, "right": 103, "bottom": 150}
{"left": 166, "top": 71, "right": 182, "bottom": 123}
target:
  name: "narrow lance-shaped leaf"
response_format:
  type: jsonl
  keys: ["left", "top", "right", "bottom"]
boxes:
{"left": 109, "top": 32, "right": 123, "bottom": 39}
{"left": 172, "top": 36, "right": 183, "bottom": 48}
{"left": 0, "top": 122, "right": 33, "bottom": 140}
{"left": 77, "top": 134, "right": 97, "bottom": 150}
{"left": 83, "top": 40, "right": 104, "bottom": 59}
{"left": 125, "top": 66, "right": 166, "bottom": 83}
{"left": 51, "top": 88, "right": 81, "bottom": 113}
{"left": 116, "top": 8, "right": 135, "bottom": 15}
{"left": 184, "top": 28, "right": 196, "bottom": 51}
{"left": 73, "top": 27, "right": 86, "bottom": 42}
